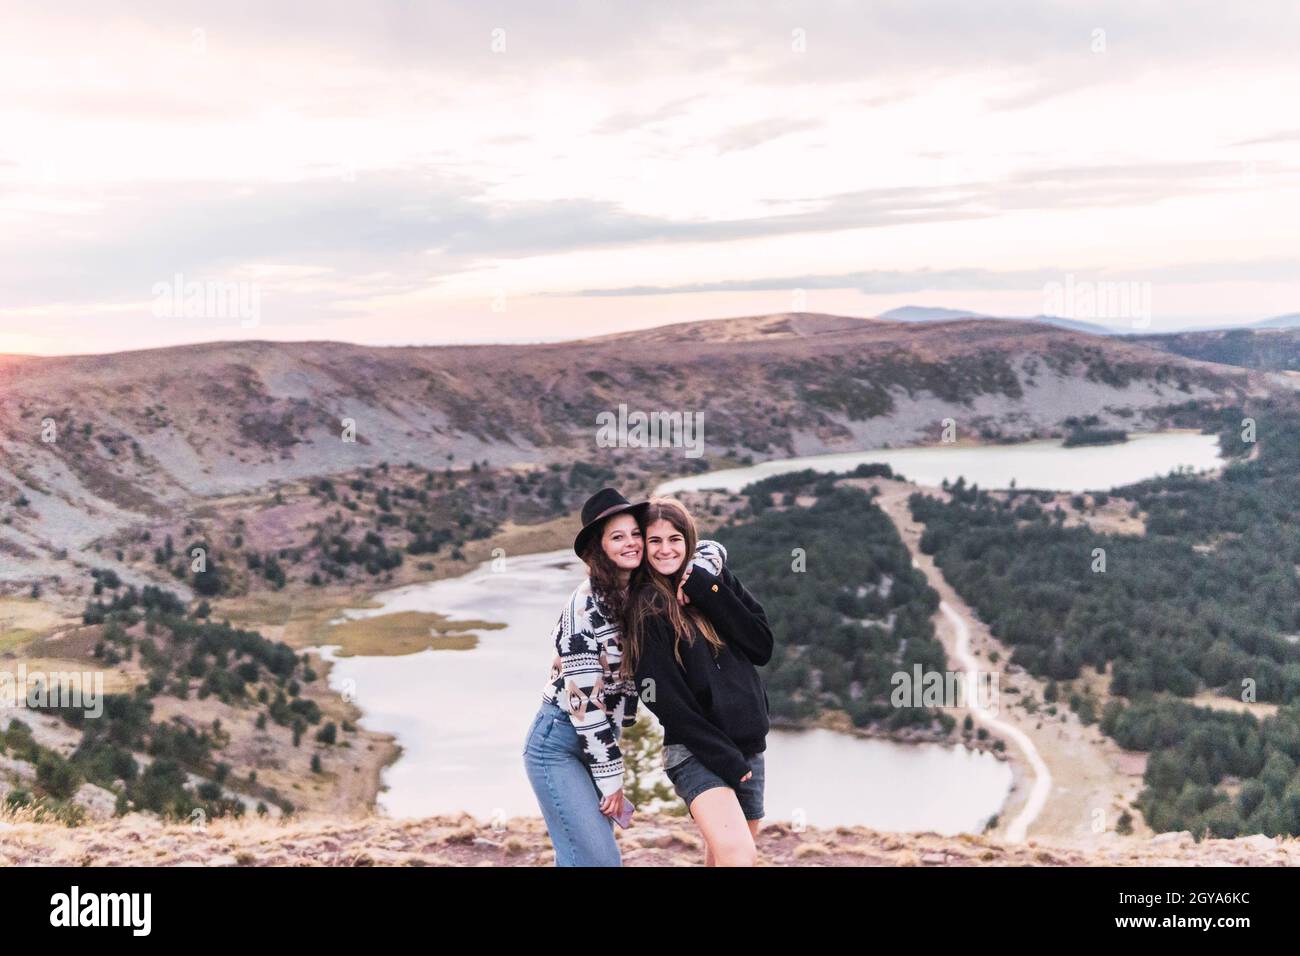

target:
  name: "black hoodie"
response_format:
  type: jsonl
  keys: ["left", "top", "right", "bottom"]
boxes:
{"left": 633, "top": 563, "right": 774, "bottom": 787}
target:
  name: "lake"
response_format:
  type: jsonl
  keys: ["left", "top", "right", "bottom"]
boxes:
{"left": 315, "top": 431, "right": 1223, "bottom": 833}
{"left": 657, "top": 430, "right": 1224, "bottom": 495}
{"left": 317, "top": 548, "right": 1013, "bottom": 833}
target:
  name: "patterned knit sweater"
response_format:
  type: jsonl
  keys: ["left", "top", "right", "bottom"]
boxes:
{"left": 541, "top": 540, "right": 726, "bottom": 796}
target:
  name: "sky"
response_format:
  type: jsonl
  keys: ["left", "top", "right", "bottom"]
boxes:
{"left": 2, "top": 0, "right": 1299, "bottom": 355}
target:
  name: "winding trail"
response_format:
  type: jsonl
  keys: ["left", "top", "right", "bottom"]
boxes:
{"left": 939, "top": 601, "right": 1052, "bottom": 842}
{"left": 856, "top": 478, "right": 1145, "bottom": 846}
{"left": 866, "top": 475, "right": 1052, "bottom": 840}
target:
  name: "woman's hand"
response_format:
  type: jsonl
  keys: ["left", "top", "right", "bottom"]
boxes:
{"left": 677, "top": 564, "right": 693, "bottom": 605}
{"left": 599, "top": 788, "right": 625, "bottom": 817}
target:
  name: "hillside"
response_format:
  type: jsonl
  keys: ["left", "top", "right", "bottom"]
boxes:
{"left": 1134, "top": 327, "right": 1300, "bottom": 373}
{"left": 0, "top": 313, "right": 1251, "bottom": 596}
{"left": 0, "top": 809, "right": 1292, "bottom": 867}
{"left": 878, "top": 306, "right": 1119, "bottom": 336}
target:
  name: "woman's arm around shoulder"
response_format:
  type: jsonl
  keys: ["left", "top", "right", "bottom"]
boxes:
{"left": 691, "top": 539, "right": 727, "bottom": 577}
{"left": 681, "top": 563, "right": 774, "bottom": 666}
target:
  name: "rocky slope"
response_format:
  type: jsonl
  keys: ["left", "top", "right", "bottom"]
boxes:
{"left": 0, "top": 313, "right": 1251, "bottom": 589}
{"left": 0, "top": 810, "right": 1292, "bottom": 867}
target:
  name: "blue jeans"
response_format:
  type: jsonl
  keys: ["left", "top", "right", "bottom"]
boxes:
{"left": 523, "top": 700, "right": 621, "bottom": 867}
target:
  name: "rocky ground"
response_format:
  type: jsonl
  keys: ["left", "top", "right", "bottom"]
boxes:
{"left": 0, "top": 811, "right": 1294, "bottom": 867}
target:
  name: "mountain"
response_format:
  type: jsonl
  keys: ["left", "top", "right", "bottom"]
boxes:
{"left": 877, "top": 305, "right": 1300, "bottom": 337}
{"left": 877, "top": 306, "right": 988, "bottom": 322}
{"left": 877, "top": 305, "right": 1119, "bottom": 336}
{"left": 1019, "top": 314, "right": 1122, "bottom": 336}
{"left": 0, "top": 312, "right": 1251, "bottom": 589}
{"left": 1250, "top": 312, "right": 1300, "bottom": 330}
{"left": 1132, "top": 327, "right": 1300, "bottom": 373}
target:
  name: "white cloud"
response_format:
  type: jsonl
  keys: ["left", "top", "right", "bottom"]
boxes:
{"left": 1, "top": 0, "right": 1298, "bottom": 353}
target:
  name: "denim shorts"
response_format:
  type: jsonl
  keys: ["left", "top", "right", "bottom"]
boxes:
{"left": 666, "top": 751, "right": 765, "bottom": 821}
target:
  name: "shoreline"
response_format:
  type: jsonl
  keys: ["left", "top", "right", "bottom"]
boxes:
{"left": 303, "top": 651, "right": 405, "bottom": 816}
{"left": 284, "top": 429, "right": 1206, "bottom": 827}
{"left": 302, "top": 544, "right": 1018, "bottom": 832}
{"left": 792, "top": 709, "right": 1010, "bottom": 760}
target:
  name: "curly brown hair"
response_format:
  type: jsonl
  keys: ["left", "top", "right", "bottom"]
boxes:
{"left": 580, "top": 520, "right": 632, "bottom": 626}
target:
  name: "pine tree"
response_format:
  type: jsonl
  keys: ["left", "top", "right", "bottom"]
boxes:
{"left": 619, "top": 718, "right": 678, "bottom": 812}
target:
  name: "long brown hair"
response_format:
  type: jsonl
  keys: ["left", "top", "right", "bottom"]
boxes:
{"left": 621, "top": 497, "right": 723, "bottom": 677}
{"left": 581, "top": 518, "right": 632, "bottom": 625}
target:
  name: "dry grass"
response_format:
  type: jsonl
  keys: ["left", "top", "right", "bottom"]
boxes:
{"left": 0, "top": 598, "right": 73, "bottom": 651}
{"left": 215, "top": 592, "right": 502, "bottom": 657}
{"left": 1189, "top": 691, "right": 1280, "bottom": 719}
{"left": 322, "top": 611, "right": 496, "bottom": 657}
{"left": 0, "top": 656, "right": 139, "bottom": 694}
{"left": 213, "top": 591, "right": 383, "bottom": 648}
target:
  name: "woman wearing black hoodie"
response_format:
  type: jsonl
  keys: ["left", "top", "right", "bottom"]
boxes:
{"left": 622, "top": 497, "right": 773, "bottom": 867}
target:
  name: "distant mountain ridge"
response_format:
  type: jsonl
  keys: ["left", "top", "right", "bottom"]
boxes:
{"left": 876, "top": 305, "right": 1120, "bottom": 337}
{"left": 877, "top": 305, "right": 988, "bottom": 322}
{"left": 1250, "top": 312, "right": 1300, "bottom": 330}
{"left": 877, "top": 305, "right": 1300, "bottom": 336}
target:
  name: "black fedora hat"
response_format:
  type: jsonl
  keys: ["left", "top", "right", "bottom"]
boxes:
{"left": 573, "top": 487, "right": 648, "bottom": 558}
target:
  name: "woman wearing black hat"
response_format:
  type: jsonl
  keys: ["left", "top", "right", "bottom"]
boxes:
{"left": 523, "top": 488, "right": 649, "bottom": 867}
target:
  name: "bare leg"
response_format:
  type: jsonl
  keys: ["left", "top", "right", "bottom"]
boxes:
{"left": 688, "top": 788, "right": 756, "bottom": 867}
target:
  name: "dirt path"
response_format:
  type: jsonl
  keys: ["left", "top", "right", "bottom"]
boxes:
{"left": 939, "top": 601, "right": 1050, "bottom": 841}
{"left": 858, "top": 478, "right": 1149, "bottom": 847}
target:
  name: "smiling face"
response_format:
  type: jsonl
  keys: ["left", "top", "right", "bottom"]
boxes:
{"left": 644, "top": 517, "right": 687, "bottom": 577}
{"left": 600, "top": 513, "right": 643, "bottom": 572}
